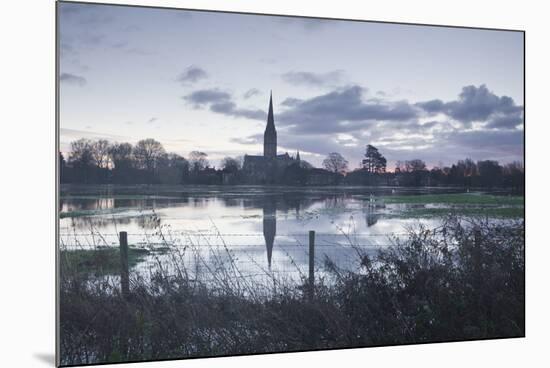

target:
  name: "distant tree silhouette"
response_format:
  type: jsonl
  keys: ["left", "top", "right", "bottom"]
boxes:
{"left": 157, "top": 153, "right": 189, "bottom": 184}
{"left": 189, "top": 151, "right": 209, "bottom": 172}
{"left": 68, "top": 139, "right": 95, "bottom": 183}
{"left": 404, "top": 159, "right": 426, "bottom": 173}
{"left": 477, "top": 160, "right": 502, "bottom": 188}
{"left": 91, "top": 139, "right": 111, "bottom": 169}
{"left": 59, "top": 152, "right": 66, "bottom": 182}
{"left": 362, "top": 145, "right": 386, "bottom": 173}
{"left": 221, "top": 156, "right": 242, "bottom": 173}
{"left": 134, "top": 139, "right": 166, "bottom": 172}
{"left": 109, "top": 143, "right": 133, "bottom": 170}
{"left": 323, "top": 152, "right": 348, "bottom": 174}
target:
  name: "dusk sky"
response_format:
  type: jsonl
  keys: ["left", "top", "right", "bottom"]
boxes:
{"left": 58, "top": 2, "right": 524, "bottom": 169}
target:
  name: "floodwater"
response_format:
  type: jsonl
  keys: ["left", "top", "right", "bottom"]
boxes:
{"left": 59, "top": 184, "right": 519, "bottom": 286}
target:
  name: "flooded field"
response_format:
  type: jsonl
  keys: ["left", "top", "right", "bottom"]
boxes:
{"left": 59, "top": 184, "right": 523, "bottom": 285}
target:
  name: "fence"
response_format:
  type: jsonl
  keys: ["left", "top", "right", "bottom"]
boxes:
{"left": 59, "top": 228, "right": 421, "bottom": 300}
{"left": 59, "top": 223, "right": 494, "bottom": 302}
{"left": 112, "top": 230, "right": 329, "bottom": 299}
{"left": 58, "top": 230, "right": 412, "bottom": 277}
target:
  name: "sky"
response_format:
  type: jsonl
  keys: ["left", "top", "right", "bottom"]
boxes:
{"left": 58, "top": 1, "right": 524, "bottom": 170}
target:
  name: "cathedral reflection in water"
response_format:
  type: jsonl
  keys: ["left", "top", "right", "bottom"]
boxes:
{"left": 262, "top": 199, "right": 277, "bottom": 268}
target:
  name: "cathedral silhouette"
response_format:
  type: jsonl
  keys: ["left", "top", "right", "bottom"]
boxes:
{"left": 242, "top": 92, "right": 300, "bottom": 183}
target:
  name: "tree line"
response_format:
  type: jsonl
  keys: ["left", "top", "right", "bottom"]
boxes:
{"left": 60, "top": 138, "right": 231, "bottom": 185}
{"left": 60, "top": 138, "right": 524, "bottom": 190}
{"left": 343, "top": 145, "right": 523, "bottom": 190}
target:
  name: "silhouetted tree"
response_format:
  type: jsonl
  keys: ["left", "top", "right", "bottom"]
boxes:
{"left": 503, "top": 161, "right": 524, "bottom": 192}
{"left": 134, "top": 139, "right": 166, "bottom": 172}
{"left": 323, "top": 152, "right": 348, "bottom": 174}
{"left": 405, "top": 159, "right": 426, "bottom": 173}
{"left": 189, "top": 151, "right": 209, "bottom": 172}
{"left": 157, "top": 153, "right": 189, "bottom": 184}
{"left": 109, "top": 143, "right": 133, "bottom": 170}
{"left": 221, "top": 156, "right": 242, "bottom": 173}
{"left": 477, "top": 160, "right": 502, "bottom": 188}
{"left": 68, "top": 139, "right": 95, "bottom": 183}
{"left": 59, "top": 152, "right": 66, "bottom": 182}
{"left": 91, "top": 139, "right": 111, "bottom": 169}
{"left": 59, "top": 137, "right": 523, "bottom": 189}
{"left": 362, "top": 145, "right": 386, "bottom": 173}
{"left": 68, "top": 139, "right": 94, "bottom": 167}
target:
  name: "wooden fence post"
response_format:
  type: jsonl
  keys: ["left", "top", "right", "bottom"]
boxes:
{"left": 120, "top": 231, "right": 129, "bottom": 298}
{"left": 308, "top": 230, "right": 315, "bottom": 300}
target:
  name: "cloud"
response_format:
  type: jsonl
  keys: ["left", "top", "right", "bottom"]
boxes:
{"left": 183, "top": 89, "right": 231, "bottom": 106}
{"left": 281, "top": 70, "right": 345, "bottom": 87}
{"left": 443, "top": 129, "right": 524, "bottom": 151}
{"left": 60, "top": 73, "right": 87, "bottom": 86}
{"left": 185, "top": 84, "right": 522, "bottom": 168}
{"left": 243, "top": 88, "right": 261, "bottom": 99}
{"left": 280, "top": 97, "right": 303, "bottom": 107}
{"left": 211, "top": 102, "right": 266, "bottom": 120}
{"left": 486, "top": 112, "right": 524, "bottom": 129}
{"left": 60, "top": 128, "right": 128, "bottom": 142}
{"left": 416, "top": 84, "right": 523, "bottom": 129}
{"left": 416, "top": 99, "right": 445, "bottom": 113}
{"left": 176, "top": 65, "right": 208, "bottom": 85}
{"left": 183, "top": 89, "right": 266, "bottom": 120}
{"left": 277, "top": 85, "right": 418, "bottom": 134}
{"left": 230, "top": 135, "right": 262, "bottom": 145}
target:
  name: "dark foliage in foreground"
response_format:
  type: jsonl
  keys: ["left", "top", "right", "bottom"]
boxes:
{"left": 59, "top": 217, "right": 524, "bottom": 366}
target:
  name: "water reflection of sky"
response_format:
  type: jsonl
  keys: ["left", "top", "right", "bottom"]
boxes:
{"left": 59, "top": 185, "right": 458, "bottom": 285}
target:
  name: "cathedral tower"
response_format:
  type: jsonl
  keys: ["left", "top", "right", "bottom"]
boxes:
{"left": 263, "top": 91, "right": 277, "bottom": 158}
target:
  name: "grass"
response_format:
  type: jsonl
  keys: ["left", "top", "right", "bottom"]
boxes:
{"left": 59, "top": 208, "right": 130, "bottom": 219}
{"left": 391, "top": 206, "right": 524, "bottom": 219}
{"left": 382, "top": 193, "right": 524, "bottom": 206}
{"left": 59, "top": 216, "right": 525, "bottom": 365}
{"left": 60, "top": 247, "right": 150, "bottom": 276}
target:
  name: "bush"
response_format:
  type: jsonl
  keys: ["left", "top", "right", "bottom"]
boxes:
{"left": 59, "top": 216, "right": 524, "bottom": 365}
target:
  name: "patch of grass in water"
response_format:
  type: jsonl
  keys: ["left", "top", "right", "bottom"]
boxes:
{"left": 382, "top": 193, "right": 524, "bottom": 206}
{"left": 60, "top": 247, "right": 150, "bottom": 276}
{"left": 393, "top": 206, "right": 524, "bottom": 219}
{"left": 59, "top": 208, "right": 129, "bottom": 219}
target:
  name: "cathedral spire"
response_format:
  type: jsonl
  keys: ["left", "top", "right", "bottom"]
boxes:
{"left": 266, "top": 90, "right": 275, "bottom": 132}
{"left": 264, "top": 91, "right": 277, "bottom": 158}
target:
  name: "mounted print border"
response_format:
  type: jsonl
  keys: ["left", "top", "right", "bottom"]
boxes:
{"left": 56, "top": 1, "right": 525, "bottom": 366}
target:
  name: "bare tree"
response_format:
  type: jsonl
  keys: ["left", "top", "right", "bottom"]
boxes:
{"left": 68, "top": 138, "right": 94, "bottom": 168}
{"left": 134, "top": 139, "right": 166, "bottom": 171}
{"left": 91, "top": 139, "right": 111, "bottom": 168}
{"left": 189, "top": 151, "right": 209, "bottom": 172}
{"left": 323, "top": 152, "right": 349, "bottom": 174}
{"left": 109, "top": 142, "right": 133, "bottom": 170}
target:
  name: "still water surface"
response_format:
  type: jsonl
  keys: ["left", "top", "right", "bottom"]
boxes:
{"left": 59, "top": 185, "right": 498, "bottom": 285}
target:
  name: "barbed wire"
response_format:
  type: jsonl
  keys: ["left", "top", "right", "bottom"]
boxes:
{"left": 60, "top": 243, "right": 394, "bottom": 247}
{"left": 58, "top": 232, "right": 410, "bottom": 237}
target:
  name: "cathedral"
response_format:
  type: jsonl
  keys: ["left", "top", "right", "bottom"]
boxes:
{"left": 242, "top": 92, "right": 300, "bottom": 183}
